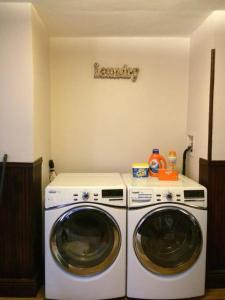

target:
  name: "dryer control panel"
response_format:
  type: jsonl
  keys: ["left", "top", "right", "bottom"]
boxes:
{"left": 123, "top": 173, "right": 207, "bottom": 208}
{"left": 154, "top": 189, "right": 183, "bottom": 202}
{"left": 129, "top": 189, "right": 153, "bottom": 206}
{"left": 129, "top": 187, "right": 207, "bottom": 208}
{"left": 153, "top": 188, "right": 206, "bottom": 207}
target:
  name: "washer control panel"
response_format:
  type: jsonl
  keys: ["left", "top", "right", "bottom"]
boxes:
{"left": 154, "top": 190, "right": 182, "bottom": 202}
{"left": 73, "top": 190, "right": 100, "bottom": 202}
{"left": 46, "top": 188, "right": 126, "bottom": 208}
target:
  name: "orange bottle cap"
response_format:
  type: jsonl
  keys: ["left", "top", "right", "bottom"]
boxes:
{"left": 169, "top": 151, "right": 176, "bottom": 156}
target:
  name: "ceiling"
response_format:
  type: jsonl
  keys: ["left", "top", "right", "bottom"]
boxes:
{"left": 2, "top": 0, "right": 225, "bottom": 37}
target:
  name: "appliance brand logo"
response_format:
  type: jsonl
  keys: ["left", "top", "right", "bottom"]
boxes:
{"left": 94, "top": 62, "right": 139, "bottom": 82}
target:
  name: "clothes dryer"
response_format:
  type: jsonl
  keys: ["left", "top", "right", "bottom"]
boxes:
{"left": 122, "top": 174, "right": 207, "bottom": 299}
{"left": 45, "top": 173, "right": 126, "bottom": 300}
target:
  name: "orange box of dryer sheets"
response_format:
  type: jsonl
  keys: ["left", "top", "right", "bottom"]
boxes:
{"left": 158, "top": 169, "right": 179, "bottom": 181}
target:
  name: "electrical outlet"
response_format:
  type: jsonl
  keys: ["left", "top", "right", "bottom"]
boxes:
{"left": 0, "top": 153, "right": 8, "bottom": 163}
{"left": 187, "top": 134, "right": 194, "bottom": 157}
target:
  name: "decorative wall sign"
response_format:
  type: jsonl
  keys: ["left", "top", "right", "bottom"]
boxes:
{"left": 94, "top": 62, "right": 139, "bottom": 82}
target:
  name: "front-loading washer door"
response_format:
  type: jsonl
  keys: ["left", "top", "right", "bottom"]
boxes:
{"left": 50, "top": 206, "right": 121, "bottom": 276}
{"left": 133, "top": 206, "right": 202, "bottom": 275}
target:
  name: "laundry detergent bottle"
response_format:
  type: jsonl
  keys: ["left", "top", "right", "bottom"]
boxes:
{"left": 148, "top": 149, "right": 167, "bottom": 177}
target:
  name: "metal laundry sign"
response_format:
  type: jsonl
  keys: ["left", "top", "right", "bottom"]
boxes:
{"left": 94, "top": 62, "right": 139, "bottom": 82}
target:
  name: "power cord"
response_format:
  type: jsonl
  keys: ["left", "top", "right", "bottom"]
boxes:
{"left": 182, "top": 146, "right": 192, "bottom": 175}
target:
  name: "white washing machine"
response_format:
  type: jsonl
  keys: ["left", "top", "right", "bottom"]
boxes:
{"left": 45, "top": 173, "right": 126, "bottom": 300}
{"left": 122, "top": 174, "right": 207, "bottom": 299}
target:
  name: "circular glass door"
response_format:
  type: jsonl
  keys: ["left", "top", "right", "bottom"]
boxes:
{"left": 50, "top": 206, "right": 121, "bottom": 276}
{"left": 134, "top": 206, "right": 202, "bottom": 275}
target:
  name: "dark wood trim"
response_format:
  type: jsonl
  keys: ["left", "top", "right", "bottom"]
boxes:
{"left": 208, "top": 49, "right": 215, "bottom": 162}
{"left": 199, "top": 158, "right": 225, "bottom": 288}
{"left": 209, "top": 160, "right": 225, "bottom": 166}
{"left": 199, "top": 158, "right": 225, "bottom": 166}
{"left": 0, "top": 158, "right": 43, "bottom": 297}
{"left": 0, "top": 157, "right": 43, "bottom": 168}
{"left": 199, "top": 158, "right": 209, "bottom": 188}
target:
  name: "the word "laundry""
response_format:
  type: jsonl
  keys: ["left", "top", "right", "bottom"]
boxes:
{"left": 94, "top": 63, "right": 139, "bottom": 82}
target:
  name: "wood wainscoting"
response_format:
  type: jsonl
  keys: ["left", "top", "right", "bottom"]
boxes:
{"left": 0, "top": 158, "right": 42, "bottom": 297}
{"left": 199, "top": 158, "right": 225, "bottom": 288}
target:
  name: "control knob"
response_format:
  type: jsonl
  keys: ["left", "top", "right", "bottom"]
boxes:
{"left": 166, "top": 192, "right": 173, "bottom": 201}
{"left": 82, "top": 192, "right": 90, "bottom": 200}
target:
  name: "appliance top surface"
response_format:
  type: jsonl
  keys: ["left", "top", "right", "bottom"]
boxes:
{"left": 45, "top": 173, "right": 126, "bottom": 208}
{"left": 48, "top": 172, "right": 125, "bottom": 188}
{"left": 122, "top": 173, "right": 205, "bottom": 189}
{"left": 122, "top": 173, "right": 207, "bottom": 208}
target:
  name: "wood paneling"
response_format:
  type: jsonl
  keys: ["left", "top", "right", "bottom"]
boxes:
{"left": 199, "top": 158, "right": 225, "bottom": 288}
{"left": 0, "top": 159, "right": 42, "bottom": 297}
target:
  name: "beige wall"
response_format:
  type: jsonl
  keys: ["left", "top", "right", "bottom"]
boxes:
{"left": 32, "top": 7, "right": 51, "bottom": 189}
{"left": 187, "top": 11, "right": 225, "bottom": 180}
{"left": 212, "top": 11, "right": 225, "bottom": 160}
{"left": 0, "top": 3, "right": 33, "bottom": 162}
{"left": 3, "top": 4, "right": 224, "bottom": 181}
{"left": 50, "top": 38, "right": 189, "bottom": 173}
{"left": 0, "top": 3, "right": 50, "bottom": 191}
{"left": 186, "top": 14, "right": 215, "bottom": 180}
